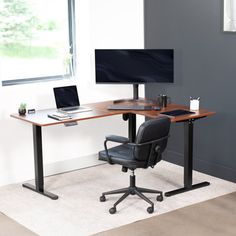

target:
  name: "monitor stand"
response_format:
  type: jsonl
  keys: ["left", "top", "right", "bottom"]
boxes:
{"left": 113, "top": 84, "right": 154, "bottom": 104}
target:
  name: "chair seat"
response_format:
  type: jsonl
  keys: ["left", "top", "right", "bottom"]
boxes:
{"left": 99, "top": 144, "right": 147, "bottom": 169}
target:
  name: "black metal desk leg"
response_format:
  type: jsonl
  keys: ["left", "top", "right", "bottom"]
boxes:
{"left": 128, "top": 113, "right": 136, "bottom": 142}
{"left": 184, "top": 119, "right": 193, "bottom": 188}
{"left": 165, "top": 120, "right": 210, "bottom": 197}
{"left": 22, "top": 125, "right": 58, "bottom": 200}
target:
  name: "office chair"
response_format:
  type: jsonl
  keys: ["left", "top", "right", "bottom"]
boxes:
{"left": 98, "top": 117, "right": 171, "bottom": 214}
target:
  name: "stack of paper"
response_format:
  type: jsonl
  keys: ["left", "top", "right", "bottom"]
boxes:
{"left": 48, "top": 112, "right": 72, "bottom": 121}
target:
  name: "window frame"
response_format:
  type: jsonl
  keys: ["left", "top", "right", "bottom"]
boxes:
{"left": 2, "top": 0, "right": 76, "bottom": 86}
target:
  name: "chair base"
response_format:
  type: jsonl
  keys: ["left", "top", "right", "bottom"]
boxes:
{"left": 100, "top": 173, "right": 163, "bottom": 214}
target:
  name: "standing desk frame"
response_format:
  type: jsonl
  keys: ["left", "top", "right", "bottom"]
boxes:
{"left": 10, "top": 101, "right": 215, "bottom": 200}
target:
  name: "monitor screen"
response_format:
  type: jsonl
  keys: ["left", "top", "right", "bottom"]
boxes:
{"left": 53, "top": 85, "right": 80, "bottom": 109}
{"left": 95, "top": 49, "right": 174, "bottom": 84}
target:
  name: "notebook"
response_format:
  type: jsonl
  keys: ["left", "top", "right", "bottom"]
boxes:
{"left": 53, "top": 85, "right": 92, "bottom": 114}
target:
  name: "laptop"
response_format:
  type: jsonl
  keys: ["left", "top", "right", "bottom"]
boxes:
{"left": 53, "top": 85, "right": 92, "bottom": 114}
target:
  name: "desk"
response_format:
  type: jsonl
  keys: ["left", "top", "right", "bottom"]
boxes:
{"left": 11, "top": 101, "right": 215, "bottom": 199}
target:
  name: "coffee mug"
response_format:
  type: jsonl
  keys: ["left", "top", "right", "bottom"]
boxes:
{"left": 157, "top": 94, "right": 171, "bottom": 108}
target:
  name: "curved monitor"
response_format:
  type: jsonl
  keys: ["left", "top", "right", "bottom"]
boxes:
{"left": 95, "top": 49, "right": 174, "bottom": 84}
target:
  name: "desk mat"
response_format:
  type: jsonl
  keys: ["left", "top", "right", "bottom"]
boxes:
{"left": 161, "top": 109, "right": 195, "bottom": 116}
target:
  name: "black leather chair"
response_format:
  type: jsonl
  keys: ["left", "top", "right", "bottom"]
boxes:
{"left": 99, "top": 116, "right": 171, "bottom": 214}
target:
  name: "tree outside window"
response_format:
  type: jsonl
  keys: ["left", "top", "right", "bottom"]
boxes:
{"left": 0, "top": 0, "right": 75, "bottom": 86}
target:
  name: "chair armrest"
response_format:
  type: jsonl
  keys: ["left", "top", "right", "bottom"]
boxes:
{"left": 104, "top": 135, "right": 130, "bottom": 164}
{"left": 105, "top": 135, "right": 130, "bottom": 144}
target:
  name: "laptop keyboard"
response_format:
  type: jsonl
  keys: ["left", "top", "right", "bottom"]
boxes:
{"left": 61, "top": 107, "right": 79, "bottom": 111}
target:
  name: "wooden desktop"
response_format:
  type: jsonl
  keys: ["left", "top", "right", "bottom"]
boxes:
{"left": 11, "top": 100, "right": 215, "bottom": 199}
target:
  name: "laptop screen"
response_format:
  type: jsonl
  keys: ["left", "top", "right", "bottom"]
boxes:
{"left": 53, "top": 85, "right": 80, "bottom": 109}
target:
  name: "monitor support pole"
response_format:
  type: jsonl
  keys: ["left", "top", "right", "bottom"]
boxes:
{"left": 113, "top": 84, "right": 154, "bottom": 104}
{"left": 133, "top": 84, "right": 139, "bottom": 100}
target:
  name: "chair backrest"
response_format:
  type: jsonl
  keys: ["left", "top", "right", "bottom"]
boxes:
{"left": 134, "top": 117, "right": 171, "bottom": 167}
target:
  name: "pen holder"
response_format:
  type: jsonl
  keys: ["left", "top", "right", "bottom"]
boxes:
{"left": 190, "top": 99, "right": 200, "bottom": 110}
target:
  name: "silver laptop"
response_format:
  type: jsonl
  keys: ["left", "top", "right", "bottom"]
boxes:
{"left": 53, "top": 85, "right": 92, "bottom": 114}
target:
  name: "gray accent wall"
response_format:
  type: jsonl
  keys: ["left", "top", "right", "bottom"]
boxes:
{"left": 144, "top": 0, "right": 236, "bottom": 182}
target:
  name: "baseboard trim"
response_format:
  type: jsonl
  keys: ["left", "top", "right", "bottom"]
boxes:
{"left": 45, "top": 154, "right": 105, "bottom": 177}
{"left": 164, "top": 150, "right": 236, "bottom": 183}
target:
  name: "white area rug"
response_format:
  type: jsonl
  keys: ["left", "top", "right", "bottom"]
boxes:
{"left": 0, "top": 161, "right": 235, "bottom": 236}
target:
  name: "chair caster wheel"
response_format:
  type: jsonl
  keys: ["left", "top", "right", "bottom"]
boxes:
{"left": 109, "top": 207, "right": 116, "bottom": 214}
{"left": 100, "top": 195, "right": 106, "bottom": 202}
{"left": 156, "top": 194, "right": 163, "bottom": 202}
{"left": 147, "top": 206, "right": 154, "bottom": 214}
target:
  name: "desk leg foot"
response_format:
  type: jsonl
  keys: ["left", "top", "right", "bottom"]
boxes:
{"left": 164, "top": 181, "right": 210, "bottom": 197}
{"left": 22, "top": 183, "right": 59, "bottom": 200}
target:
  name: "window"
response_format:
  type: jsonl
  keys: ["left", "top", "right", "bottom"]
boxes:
{"left": 0, "top": 0, "right": 76, "bottom": 86}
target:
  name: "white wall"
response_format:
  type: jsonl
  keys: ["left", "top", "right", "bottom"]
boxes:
{"left": 0, "top": 0, "right": 144, "bottom": 186}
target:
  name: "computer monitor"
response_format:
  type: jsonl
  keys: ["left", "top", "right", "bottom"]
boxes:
{"left": 95, "top": 49, "right": 174, "bottom": 102}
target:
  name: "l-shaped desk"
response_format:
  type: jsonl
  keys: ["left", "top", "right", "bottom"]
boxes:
{"left": 11, "top": 100, "right": 215, "bottom": 200}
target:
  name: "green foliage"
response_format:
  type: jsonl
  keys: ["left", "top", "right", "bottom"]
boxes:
{"left": 37, "top": 20, "right": 57, "bottom": 31}
{"left": 0, "top": 0, "right": 38, "bottom": 44}
{"left": 0, "top": 0, "right": 57, "bottom": 55}
{"left": 0, "top": 43, "right": 58, "bottom": 58}
{"left": 46, "top": 20, "right": 57, "bottom": 31}
{"left": 19, "top": 103, "right": 26, "bottom": 109}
